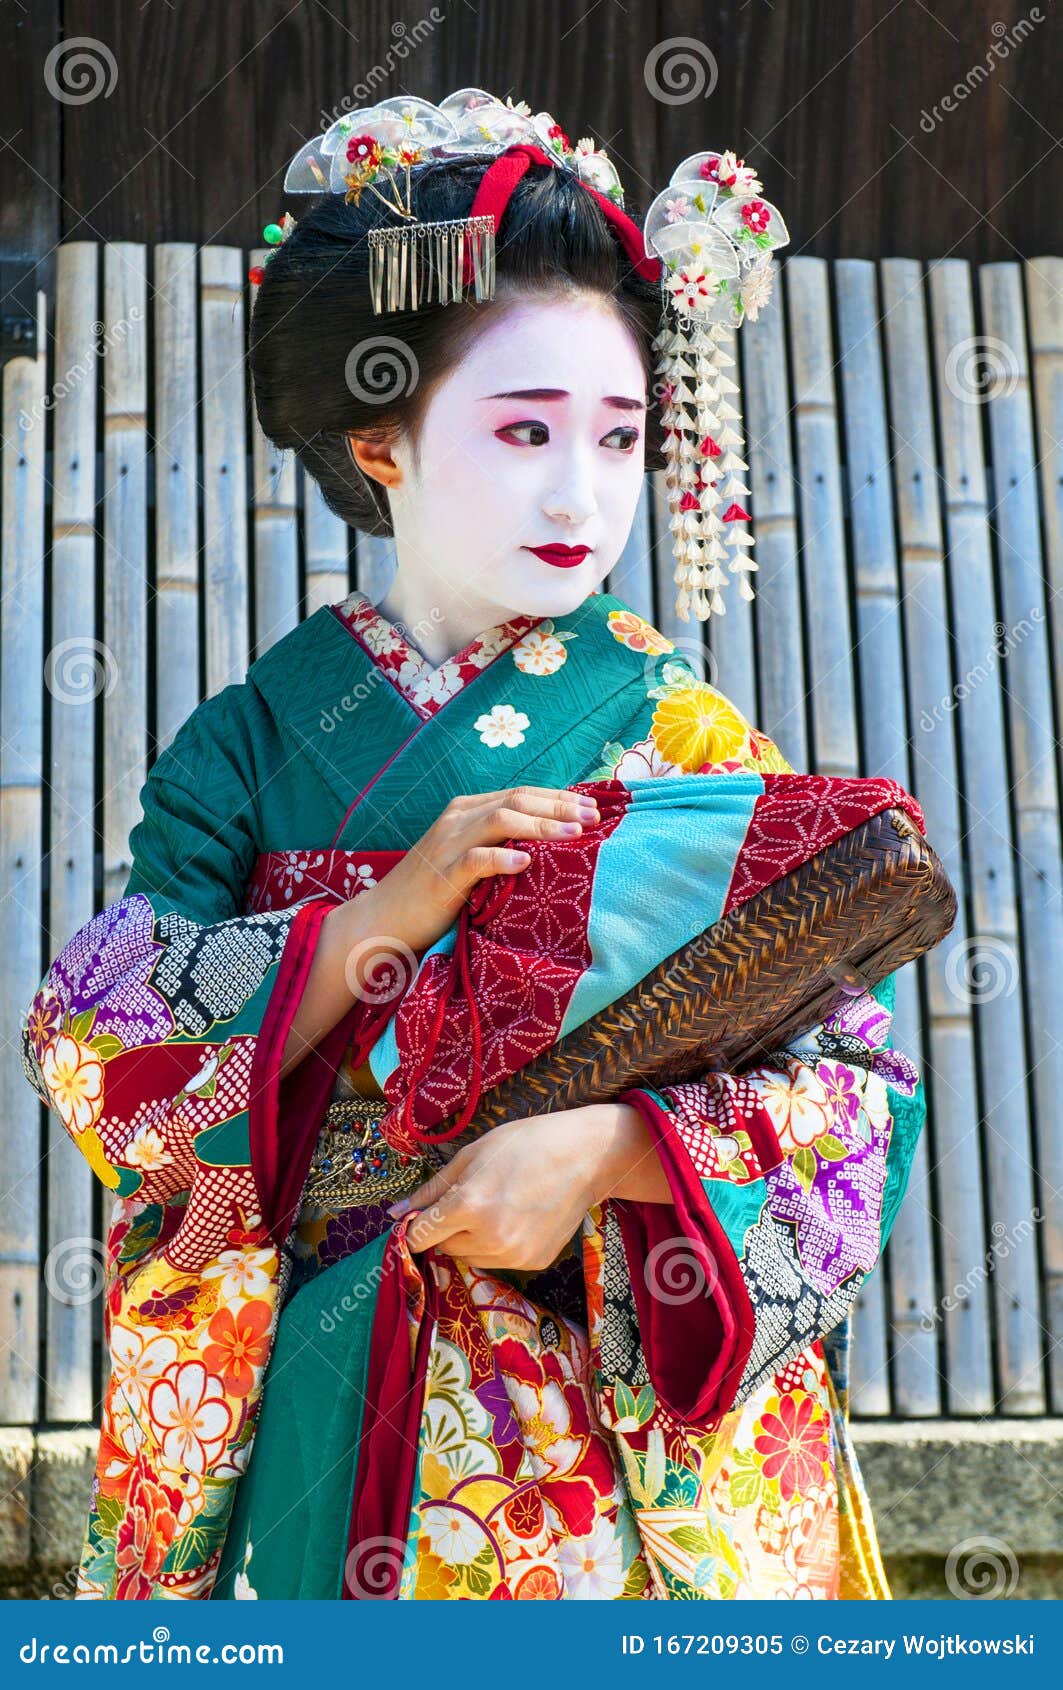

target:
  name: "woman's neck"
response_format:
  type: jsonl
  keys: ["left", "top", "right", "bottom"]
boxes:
{"left": 374, "top": 575, "right": 511, "bottom": 668}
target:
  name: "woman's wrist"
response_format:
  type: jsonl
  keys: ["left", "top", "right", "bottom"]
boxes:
{"left": 582, "top": 1099, "right": 674, "bottom": 1206}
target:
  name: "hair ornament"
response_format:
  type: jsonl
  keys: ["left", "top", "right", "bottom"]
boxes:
{"left": 275, "top": 90, "right": 790, "bottom": 622}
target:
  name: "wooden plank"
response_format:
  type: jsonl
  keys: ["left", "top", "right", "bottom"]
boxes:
{"left": 786, "top": 258, "right": 857, "bottom": 775}
{"left": 881, "top": 259, "right": 993, "bottom": 1414}
{"left": 44, "top": 245, "right": 99, "bottom": 1423}
{"left": 249, "top": 250, "right": 298, "bottom": 656}
{"left": 981, "top": 261, "right": 1063, "bottom": 1410}
{"left": 43, "top": 4, "right": 1063, "bottom": 259}
{"left": 101, "top": 246, "right": 148, "bottom": 909}
{"left": 355, "top": 533, "right": 397, "bottom": 603}
{"left": 607, "top": 480, "right": 654, "bottom": 624}
{"left": 0, "top": 0, "right": 60, "bottom": 277}
{"left": 741, "top": 261, "right": 808, "bottom": 772}
{"left": 303, "top": 472, "right": 350, "bottom": 616}
{"left": 1025, "top": 259, "right": 1063, "bottom": 834}
{"left": 200, "top": 246, "right": 249, "bottom": 695}
{"left": 928, "top": 258, "right": 1043, "bottom": 1412}
{"left": 835, "top": 259, "right": 937, "bottom": 1416}
{"left": 0, "top": 290, "right": 47, "bottom": 1423}
{"left": 153, "top": 244, "right": 200, "bottom": 752}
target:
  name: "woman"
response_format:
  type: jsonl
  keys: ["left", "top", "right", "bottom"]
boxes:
{"left": 22, "top": 96, "right": 925, "bottom": 1601}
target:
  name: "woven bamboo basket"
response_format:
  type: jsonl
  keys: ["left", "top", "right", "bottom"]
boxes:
{"left": 419, "top": 805, "right": 956, "bottom": 1164}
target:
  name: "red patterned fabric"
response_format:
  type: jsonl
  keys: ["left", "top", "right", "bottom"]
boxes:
{"left": 244, "top": 848, "right": 403, "bottom": 915}
{"left": 725, "top": 774, "right": 924, "bottom": 910}
{"left": 384, "top": 784, "right": 631, "bottom": 1144}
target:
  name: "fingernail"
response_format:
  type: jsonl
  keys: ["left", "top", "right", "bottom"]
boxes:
{"left": 387, "top": 1197, "right": 412, "bottom": 1217}
{"left": 560, "top": 821, "right": 582, "bottom": 834}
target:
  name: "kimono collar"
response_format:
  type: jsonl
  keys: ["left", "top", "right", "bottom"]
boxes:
{"left": 334, "top": 589, "right": 542, "bottom": 721}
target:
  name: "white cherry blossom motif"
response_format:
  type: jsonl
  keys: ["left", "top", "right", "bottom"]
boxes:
{"left": 110, "top": 1325, "right": 180, "bottom": 1417}
{"left": 407, "top": 663, "right": 464, "bottom": 710}
{"left": 476, "top": 623, "right": 525, "bottom": 662}
{"left": 511, "top": 622, "right": 573, "bottom": 676}
{"left": 124, "top": 1124, "right": 173, "bottom": 1172}
{"left": 148, "top": 1360, "right": 233, "bottom": 1475}
{"left": 474, "top": 703, "right": 530, "bottom": 748}
{"left": 40, "top": 1033, "right": 104, "bottom": 1136}
{"left": 666, "top": 265, "right": 718, "bottom": 313}
{"left": 612, "top": 736, "right": 682, "bottom": 780}
{"left": 202, "top": 1246, "right": 276, "bottom": 1302}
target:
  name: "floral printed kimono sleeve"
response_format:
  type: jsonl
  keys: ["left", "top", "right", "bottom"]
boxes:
{"left": 579, "top": 650, "right": 925, "bottom": 1429}
{"left": 19, "top": 685, "right": 358, "bottom": 1598}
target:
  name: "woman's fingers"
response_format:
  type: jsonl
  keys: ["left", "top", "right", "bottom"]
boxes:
{"left": 465, "top": 804, "right": 597, "bottom": 844}
{"left": 449, "top": 785, "right": 593, "bottom": 816}
{"left": 403, "top": 1183, "right": 470, "bottom": 1253}
{"left": 451, "top": 787, "right": 599, "bottom": 832}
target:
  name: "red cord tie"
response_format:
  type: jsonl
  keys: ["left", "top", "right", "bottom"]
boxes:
{"left": 462, "top": 143, "right": 662, "bottom": 290}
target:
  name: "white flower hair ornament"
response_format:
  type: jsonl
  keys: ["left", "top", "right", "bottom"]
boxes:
{"left": 262, "top": 90, "right": 789, "bottom": 622}
{"left": 642, "top": 150, "right": 789, "bottom": 619}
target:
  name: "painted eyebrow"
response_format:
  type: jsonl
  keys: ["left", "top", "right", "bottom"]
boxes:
{"left": 478, "top": 387, "right": 646, "bottom": 412}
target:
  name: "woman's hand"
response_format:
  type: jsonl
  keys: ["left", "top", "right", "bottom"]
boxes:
{"left": 351, "top": 783, "right": 600, "bottom": 960}
{"left": 280, "top": 784, "right": 599, "bottom": 1075}
{"left": 392, "top": 1101, "right": 674, "bottom": 1272}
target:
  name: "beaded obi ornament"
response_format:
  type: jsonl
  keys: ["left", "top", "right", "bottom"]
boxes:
{"left": 256, "top": 88, "right": 789, "bottom": 623}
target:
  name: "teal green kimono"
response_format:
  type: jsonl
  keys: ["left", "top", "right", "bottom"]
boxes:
{"left": 22, "top": 588, "right": 925, "bottom": 1600}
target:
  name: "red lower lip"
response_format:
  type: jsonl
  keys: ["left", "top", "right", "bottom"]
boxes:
{"left": 526, "top": 546, "right": 591, "bottom": 568}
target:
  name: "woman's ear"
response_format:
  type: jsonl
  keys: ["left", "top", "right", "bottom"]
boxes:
{"left": 346, "top": 431, "right": 403, "bottom": 490}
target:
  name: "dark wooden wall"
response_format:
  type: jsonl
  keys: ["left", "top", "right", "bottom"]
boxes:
{"left": 3, "top": 0, "right": 1060, "bottom": 290}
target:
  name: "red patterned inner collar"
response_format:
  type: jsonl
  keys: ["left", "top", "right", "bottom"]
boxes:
{"left": 332, "top": 589, "right": 542, "bottom": 720}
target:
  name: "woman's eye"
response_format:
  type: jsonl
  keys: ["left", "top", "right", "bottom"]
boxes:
{"left": 497, "top": 421, "right": 550, "bottom": 446}
{"left": 603, "top": 427, "right": 641, "bottom": 453}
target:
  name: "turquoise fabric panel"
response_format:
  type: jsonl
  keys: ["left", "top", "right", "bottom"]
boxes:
{"left": 699, "top": 1177, "right": 768, "bottom": 1262}
{"left": 213, "top": 1230, "right": 389, "bottom": 1600}
{"left": 560, "top": 773, "right": 763, "bottom": 1035}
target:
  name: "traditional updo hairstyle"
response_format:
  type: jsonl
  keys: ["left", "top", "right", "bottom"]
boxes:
{"left": 249, "top": 152, "right": 667, "bottom": 537}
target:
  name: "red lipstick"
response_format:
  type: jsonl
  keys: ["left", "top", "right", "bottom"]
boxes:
{"left": 525, "top": 544, "right": 591, "bottom": 569}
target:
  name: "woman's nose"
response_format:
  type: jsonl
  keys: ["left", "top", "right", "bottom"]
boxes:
{"left": 542, "top": 457, "right": 597, "bottom": 526}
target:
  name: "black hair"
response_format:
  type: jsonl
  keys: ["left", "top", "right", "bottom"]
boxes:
{"left": 248, "top": 152, "right": 666, "bottom": 536}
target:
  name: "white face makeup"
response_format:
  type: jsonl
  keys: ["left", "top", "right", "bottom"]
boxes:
{"left": 368, "top": 291, "right": 649, "bottom": 661}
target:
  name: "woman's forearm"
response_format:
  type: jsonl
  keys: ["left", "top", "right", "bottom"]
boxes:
{"left": 279, "top": 895, "right": 390, "bottom": 1078}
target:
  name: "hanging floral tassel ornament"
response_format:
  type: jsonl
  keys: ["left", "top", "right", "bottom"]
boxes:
{"left": 643, "top": 149, "right": 789, "bottom": 621}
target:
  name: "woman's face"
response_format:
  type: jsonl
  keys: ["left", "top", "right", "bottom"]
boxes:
{"left": 382, "top": 290, "right": 649, "bottom": 626}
